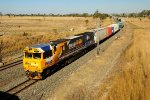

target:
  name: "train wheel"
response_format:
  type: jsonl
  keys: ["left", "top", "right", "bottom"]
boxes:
{"left": 64, "top": 60, "right": 68, "bottom": 66}
{"left": 67, "top": 58, "right": 72, "bottom": 64}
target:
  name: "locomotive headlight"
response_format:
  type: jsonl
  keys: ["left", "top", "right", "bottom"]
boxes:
{"left": 25, "top": 62, "right": 30, "bottom": 66}
{"left": 31, "top": 62, "right": 38, "bottom": 67}
{"left": 25, "top": 62, "right": 38, "bottom": 67}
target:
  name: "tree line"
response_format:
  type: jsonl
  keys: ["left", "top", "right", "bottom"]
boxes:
{"left": 0, "top": 10, "right": 150, "bottom": 18}
{"left": 0, "top": 10, "right": 109, "bottom": 20}
{"left": 113, "top": 10, "right": 150, "bottom": 18}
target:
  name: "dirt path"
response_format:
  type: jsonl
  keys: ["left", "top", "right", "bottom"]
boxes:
{"left": 43, "top": 22, "right": 134, "bottom": 100}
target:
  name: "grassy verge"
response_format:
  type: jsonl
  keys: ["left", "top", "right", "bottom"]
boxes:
{"left": 94, "top": 20, "right": 150, "bottom": 100}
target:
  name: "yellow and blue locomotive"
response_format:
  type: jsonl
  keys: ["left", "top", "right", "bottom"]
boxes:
{"left": 23, "top": 32, "right": 95, "bottom": 79}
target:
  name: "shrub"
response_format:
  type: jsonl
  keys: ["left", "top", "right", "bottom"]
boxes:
{"left": 53, "top": 29, "right": 58, "bottom": 34}
{"left": 85, "top": 19, "right": 89, "bottom": 26}
{"left": 23, "top": 32, "right": 28, "bottom": 36}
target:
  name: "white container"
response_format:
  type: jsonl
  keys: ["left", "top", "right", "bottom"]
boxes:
{"left": 108, "top": 24, "right": 119, "bottom": 33}
{"left": 94, "top": 27, "right": 107, "bottom": 43}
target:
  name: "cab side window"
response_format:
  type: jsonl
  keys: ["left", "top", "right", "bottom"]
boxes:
{"left": 43, "top": 50, "right": 52, "bottom": 59}
{"left": 54, "top": 46, "right": 56, "bottom": 53}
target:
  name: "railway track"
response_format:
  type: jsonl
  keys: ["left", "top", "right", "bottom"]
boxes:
{"left": 2, "top": 80, "right": 38, "bottom": 100}
{"left": 0, "top": 60, "right": 23, "bottom": 71}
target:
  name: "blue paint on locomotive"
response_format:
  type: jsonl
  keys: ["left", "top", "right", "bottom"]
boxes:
{"left": 31, "top": 44, "right": 50, "bottom": 52}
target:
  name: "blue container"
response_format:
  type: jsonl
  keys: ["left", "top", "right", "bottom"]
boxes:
{"left": 112, "top": 27, "right": 115, "bottom": 33}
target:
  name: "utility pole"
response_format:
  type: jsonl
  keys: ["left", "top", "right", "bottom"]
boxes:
{"left": 96, "top": 18, "right": 100, "bottom": 55}
{"left": 0, "top": 32, "right": 3, "bottom": 66}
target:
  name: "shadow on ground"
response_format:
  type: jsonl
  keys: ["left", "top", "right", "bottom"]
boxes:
{"left": 0, "top": 91, "right": 20, "bottom": 100}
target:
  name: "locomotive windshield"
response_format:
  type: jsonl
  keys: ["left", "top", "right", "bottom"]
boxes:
{"left": 25, "top": 52, "right": 41, "bottom": 59}
{"left": 33, "top": 53, "right": 41, "bottom": 59}
{"left": 25, "top": 52, "right": 32, "bottom": 58}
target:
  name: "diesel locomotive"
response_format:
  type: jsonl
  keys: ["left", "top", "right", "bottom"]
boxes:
{"left": 23, "top": 20, "right": 124, "bottom": 79}
{"left": 23, "top": 32, "right": 95, "bottom": 79}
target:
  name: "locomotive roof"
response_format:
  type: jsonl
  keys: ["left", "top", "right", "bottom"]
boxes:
{"left": 31, "top": 44, "right": 51, "bottom": 52}
{"left": 50, "top": 39, "right": 68, "bottom": 45}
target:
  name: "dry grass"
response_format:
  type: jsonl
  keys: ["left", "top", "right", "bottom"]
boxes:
{"left": 0, "top": 16, "right": 113, "bottom": 63}
{"left": 126, "top": 17, "right": 150, "bottom": 28}
{"left": 94, "top": 18, "right": 150, "bottom": 100}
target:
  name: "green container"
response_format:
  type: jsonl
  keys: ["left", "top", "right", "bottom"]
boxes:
{"left": 118, "top": 22, "right": 124, "bottom": 29}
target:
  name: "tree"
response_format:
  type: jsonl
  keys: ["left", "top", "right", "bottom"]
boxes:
{"left": 0, "top": 12, "right": 2, "bottom": 16}
{"left": 85, "top": 19, "right": 89, "bottom": 26}
{"left": 128, "top": 13, "right": 136, "bottom": 18}
{"left": 137, "top": 10, "right": 150, "bottom": 17}
{"left": 0, "top": 12, "right": 2, "bottom": 18}
{"left": 93, "top": 10, "right": 100, "bottom": 19}
{"left": 93, "top": 10, "right": 108, "bottom": 20}
{"left": 82, "top": 13, "right": 89, "bottom": 17}
{"left": 7, "top": 14, "right": 12, "bottom": 18}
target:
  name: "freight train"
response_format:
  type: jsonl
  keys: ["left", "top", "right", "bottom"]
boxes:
{"left": 23, "top": 19, "right": 124, "bottom": 79}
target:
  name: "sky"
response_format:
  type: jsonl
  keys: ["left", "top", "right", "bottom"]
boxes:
{"left": 0, "top": 0, "right": 150, "bottom": 14}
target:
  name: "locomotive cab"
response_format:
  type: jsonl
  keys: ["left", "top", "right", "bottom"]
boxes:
{"left": 23, "top": 44, "right": 54, "bottom": 79}
{"left": 23, "top": 34, "right": 95, "bottom": 79}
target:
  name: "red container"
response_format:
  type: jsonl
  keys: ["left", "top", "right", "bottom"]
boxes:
{"left": 107, "top": 27, "right": 112, "bottom": 37}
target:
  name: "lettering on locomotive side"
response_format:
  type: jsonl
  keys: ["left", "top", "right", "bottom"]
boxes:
{"left": 78, "top": 39, "right": 83, "bottom": 46}
{"left": 69, "top": 39, "right": 83, "bottom": 49}
{"left": 86, "top": 35, "right": 90, "bottom": 40}
{"left": 69, "top": 42, "right": 75, "bottom": 49}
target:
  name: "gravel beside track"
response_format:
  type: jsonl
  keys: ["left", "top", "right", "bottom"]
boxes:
{"left": 0, "top": 64, "right": 26, "bottom": 88}
{"left": 1, "top": 80, "right": 38, "bottom": 100}
{"left": 0, "top": 76, "right": 28, "bottom": 92}
{"left": 0, "top": 60, "right": 22, "bottom": 71}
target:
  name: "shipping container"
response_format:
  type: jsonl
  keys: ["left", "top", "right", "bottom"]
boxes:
{"left": 94, "top": 28, "right": 107, "bottom": 43}
{"left": 108, "top": 24, "right": 119, "bottom": 33}
{"left": 118, "top": 22, "right": 124, "bottom": 29}
{"left": 112, "top": 27, "right": 114, "bottom": 33}
{"left": 107, "top": 27, "right": 112, "bottom": 37}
